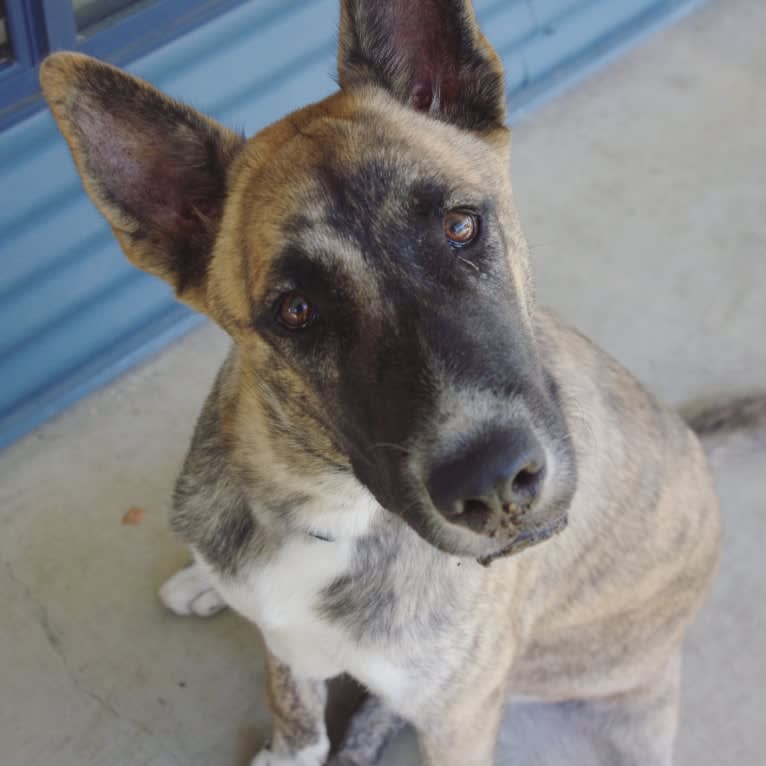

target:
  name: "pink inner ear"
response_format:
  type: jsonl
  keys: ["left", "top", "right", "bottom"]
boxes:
{"left": 390, "top": 0, "right": 462, "bottom": 112}
{"left": 78, "top": 104, "right": 198, "bottom": 236}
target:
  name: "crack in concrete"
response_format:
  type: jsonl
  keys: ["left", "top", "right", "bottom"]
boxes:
{"left": 3, "top": 562, "right": 186, "bottom": 766}
{"left": 5, "top": 561, "right": 65, "bottom": 660}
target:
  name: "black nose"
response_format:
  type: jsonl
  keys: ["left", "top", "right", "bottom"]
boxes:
{"left": 426, "top": 427, "right": 546, "bottom": 531}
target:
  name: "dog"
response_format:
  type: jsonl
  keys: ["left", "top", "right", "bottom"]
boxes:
{"left": 39, "top": 1, "right": 765, "bottom": 764}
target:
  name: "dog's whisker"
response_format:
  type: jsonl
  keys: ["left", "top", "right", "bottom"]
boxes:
{"left": 372, "top": 442, "right": 413, "bottom": 456}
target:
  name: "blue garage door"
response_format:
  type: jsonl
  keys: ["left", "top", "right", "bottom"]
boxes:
{"left": 0, "top": 0, "right": 701, "bottom": 448}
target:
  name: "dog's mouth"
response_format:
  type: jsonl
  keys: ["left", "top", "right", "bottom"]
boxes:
{"left": 395, "top": 487, "right": 570, "bottom": 564}
{"left": 475, "top": 513, "right": 568, "bottom": 566}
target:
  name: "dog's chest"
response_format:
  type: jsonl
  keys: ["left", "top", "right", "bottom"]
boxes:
{"left": 209, "top": 535, "right": 411, "bottom": 698}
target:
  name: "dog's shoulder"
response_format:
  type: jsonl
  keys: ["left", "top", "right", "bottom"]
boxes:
{"left": 535, "top": 307, "right": 687, "bottom": 445}
{"left": 170, "top": 348, "right": 268, "bottom": 575}
{"left": 535, "top": 305, "right": 717, "bottom": 553}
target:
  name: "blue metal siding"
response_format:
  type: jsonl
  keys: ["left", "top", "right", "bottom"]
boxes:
{"left": 0, "top": 1, "right": 49, "bottom": 119}
{"left": 522, "top": 0, "right": 667, "bottom": 82}
{"left": 0, "top": 0, "right": 703, "bottom": 448}
{"left": 0, "top": 0, "right": 251, "bottom": 128}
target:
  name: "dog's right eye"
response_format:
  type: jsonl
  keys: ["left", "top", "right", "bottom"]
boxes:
{"left": 444, "top": 209, "right": 480, "bottom": 248}
{"left": 275, "top": 292, "right": 317, "bottom": 330}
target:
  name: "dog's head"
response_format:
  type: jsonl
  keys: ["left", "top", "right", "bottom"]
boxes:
{"left": 41, "top": 0, "right": 576, "bottom": 563}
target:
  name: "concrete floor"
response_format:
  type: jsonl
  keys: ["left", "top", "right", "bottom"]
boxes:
{"left": 1, "top": 0, "right": 764, "bottom": 764}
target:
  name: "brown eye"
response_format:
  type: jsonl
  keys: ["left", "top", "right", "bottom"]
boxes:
{"left": 277, "top": 292, "right": 316, "bottom": 329}
{"left": 444, "top": 209, "right": 479, "bottom": 247}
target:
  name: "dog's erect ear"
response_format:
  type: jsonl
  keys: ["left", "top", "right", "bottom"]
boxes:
{"left": 338, "top": 0, "right": 505, "bottom": 131}
{"left": 40, "top": 53, "right": 244, "bottom": 312}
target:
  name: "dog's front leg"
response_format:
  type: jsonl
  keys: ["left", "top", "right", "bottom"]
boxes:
{"left": 333, "top": 694, "right": 406, "bottom": 766}
{"left": 252, "top": 651, "right": 330, "bottom": 766}
{"left": 415, "top": 686, "right": 506, "bottom": 766}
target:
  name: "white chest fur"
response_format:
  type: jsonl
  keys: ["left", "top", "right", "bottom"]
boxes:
{"left": 196, "top": 501, "right": 412, "bottom": 704}
{"left": 212, "top": 535, "right": 356, "bottom": 678}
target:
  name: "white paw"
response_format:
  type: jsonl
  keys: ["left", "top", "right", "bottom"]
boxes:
{"left": 250, "top": 750, "right": 280, "bottom": 766}
{"left": 158, "top": 563, "right": 227, "bottom": 617}
{"left": 250, "top": 738, "right": 329, "bottom": 766}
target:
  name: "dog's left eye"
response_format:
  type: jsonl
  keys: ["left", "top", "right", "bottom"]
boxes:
{"left": 444, "top": 209, "right": 479, "bottom": 248}
{"left": 276, "top": 292, "right": 317, "bottom": 330}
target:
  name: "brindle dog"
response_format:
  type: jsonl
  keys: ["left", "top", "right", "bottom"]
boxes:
{"left": 40, "top": 2, "right": 764, "bottom": 764}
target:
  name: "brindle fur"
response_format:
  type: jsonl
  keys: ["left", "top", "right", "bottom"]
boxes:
{"left": 266, "top": 652, "right": 330, "bottom": 756}
{"left": 40, "top": 2, "right": 763, "bottom": 764}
